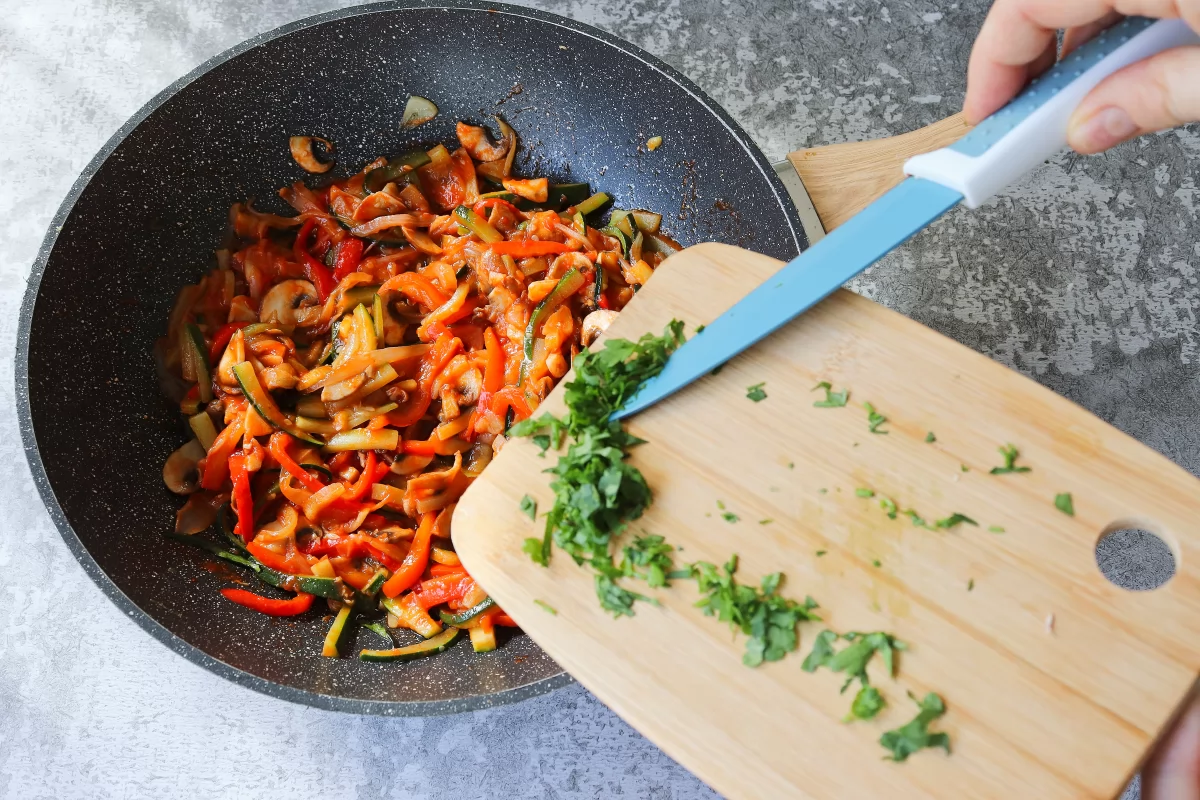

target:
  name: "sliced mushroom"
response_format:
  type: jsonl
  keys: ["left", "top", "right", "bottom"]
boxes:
{"left": 260, "top": 279, "right": 319, "bottom": 329}
{"left": 581, "top": 309, "right": 619, "bottom": 347}
{"left": 175, "top": 490, "right": 223, "bottom": 534}
{"left": 163, "top": 439, "right": 207, "bottom": 495}
{"left": 289, "top": 136, "right": 335, "bottom": 173}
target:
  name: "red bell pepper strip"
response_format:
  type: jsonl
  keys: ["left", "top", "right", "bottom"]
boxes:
{"left": 268, "top": 431, "right": 326, "bottom": 493}
{"left": 379, "top": 272, "right": 449, "bottom": 310}
{"left": 342, "top": 451, "right": 389, "bottom": 502}
{"left": 410, "top": 573, "right": 474, "bottom": 609}
{"left": 228, "top": 454, "right": 255, "bottom": 541}
{"left": 493, "top": 614, "right": 518, "bottom": 627}
{"left": 466, "top": 327, "right": 505, "bottom": 441}
{"left": 429, "top": 563, "right": 467, "bottom": 578}
{"left": 293, "top": 219, "right": 338, "bottom": 302}
{"left": 382, "top": 512, "right": 435, "bottom": 597}
{"left": 200, "top": 418, "right": 243, "bottom": 491}
{"left": 246, "top": 539, "right": 312, "bottom": 575}
{"left": 489, "top": 240, "right": 571, "bottom": 258}
{"left": 473, "top": 197, "right": 523, "bottom": 219}
{"left": 331, "top": 236, "right": 365, "bottom": 282}
{"left": 401, "top": 438, "right": 441, "bottom": 456}
{"left": 489, "top": 385, "right": 533, "bottom": 422}
{"left": 220, "top": 588, "right": 314, "bottom": 616}
{"left": 386, "top": 332, "right": 460, "bottom": 428}
{"left": 208, "top": 321, "right": 250, "bottom": 364}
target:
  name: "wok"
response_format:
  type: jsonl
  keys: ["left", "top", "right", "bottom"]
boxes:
{"left": 17, "top": 0, "right": 805, "bottom": 714}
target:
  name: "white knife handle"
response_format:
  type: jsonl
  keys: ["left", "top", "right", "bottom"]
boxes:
{"left": 904, "top": 17, "right": 1200, "bottom": 208}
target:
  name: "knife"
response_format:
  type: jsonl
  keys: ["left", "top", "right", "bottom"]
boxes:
{"left": 615, "top": 16, "right": 1200, "bottom": 420}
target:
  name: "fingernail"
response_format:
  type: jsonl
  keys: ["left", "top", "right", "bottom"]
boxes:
{"left": 1070, "top": 106, "right": 1139, "bottom": 153}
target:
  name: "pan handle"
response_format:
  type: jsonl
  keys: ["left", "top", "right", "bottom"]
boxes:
{"left": 781, "top": 114, "right": 971, "bottom": 234}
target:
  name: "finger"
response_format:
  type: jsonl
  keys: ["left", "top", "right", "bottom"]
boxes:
{"left": 1142, "top": 689, "right": 1200, "bottom": 800}
{"left": 1062, "top": 12, "right": 1125, "bottom": 56}
{"left": 1067, "top": 44, "right": 1200, "bottom": 153}
{"left": 963, "top": 0, "right": 1200, "bottom": 123}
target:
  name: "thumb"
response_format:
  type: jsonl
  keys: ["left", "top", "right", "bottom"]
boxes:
{"left": 1067, "top": 45, "right": 1200, "bottom": 154}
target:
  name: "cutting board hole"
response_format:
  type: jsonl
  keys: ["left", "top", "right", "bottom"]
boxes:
{"left": 1095, "top": 525, "right": 1175, "bottom": 591}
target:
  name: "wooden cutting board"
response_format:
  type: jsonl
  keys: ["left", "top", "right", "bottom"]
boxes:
{"left": 452, "top": 119, "right": 1200, "bottom": 799}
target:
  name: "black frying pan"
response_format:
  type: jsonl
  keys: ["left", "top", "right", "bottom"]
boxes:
{"left": 17, "top": 0, "right": 806, "bottom": 714}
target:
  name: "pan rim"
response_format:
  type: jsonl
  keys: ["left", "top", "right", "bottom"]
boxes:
{"left": 15, "top": 0, "right": 803, "bottom": 716}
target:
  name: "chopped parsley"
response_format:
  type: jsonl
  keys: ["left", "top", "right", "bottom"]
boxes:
{"left": 990, "top": 443, "right": 1031, "bottom": 475}
{"left": 758, "top": 518, "right": 773, "bottom": 525}
{"left": 620, "top": 533, "right": 676, "bottom": 588}
{"left": 802, "top": 630, "right": 906, "bottom": 692}
{"left": 872, "top": 559, "right": 882, "bottom": 568}
{"left": 722, "top": 512, "right": 740, "bottom": 523}
{"left": 509, "top": 320, "right": 686, "bottom": 612}
{"left": 880, "top": 692, "right": 950, "bottom": 762}
{"left": 988, "top": 525, "right": 1005, "bottom": 533}
{"left": 934, "top": 513, "right": 977, "bottom": 529}
{"left": 960, "top": 464, "right": 970, "bottom": 472}
{"left": 855, "top": 488, "right": 875, "bottom": 498}
{"left": 519, "top": 494, "right": 538, "bottom": 520}
{"left": 967, "top": 578, "right": 975, "bottom": 591}
{"left": 879, "top": 496, "right": 898, "bottom": 519}
{"left": 846, "top": 685, "right": 886, "bottom": 722}
{"left": 903, "top": 509, "right": 927, "bottom": 527}
{"left": 812, "top": 381, "right": 850, "bottom": 407}
{"left": 695, "top": 324, "right": 706, "bottom": 333}
{"left": 746, "top": 382, "right": 768, "bottom": 402}
{"left": 925, "top": 431, "right": 936, "bottom": 443}
{"left": 534, "top": 599, "right": 558, "bottom": 615}
{"left": 816, "top": 550, "right": 827, "bottom": 557}
{"left": 863, "top": 402, "right": 889, "bottom": 434}
{"left": 693, "top": 556, "right": 820, "bottom": 667}
{"left": 1055, "top": 492, "right": 1074, "bottom": 516}
{"left": 787, "top": 461, "right": 795, "bottom": 470}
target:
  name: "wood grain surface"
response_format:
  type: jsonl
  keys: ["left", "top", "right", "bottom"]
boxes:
{"left": 454, "top": 242, "right": 1200, "bottom": 799}
{"left": 788, "top": 113, "right": 972, "bottom": 231}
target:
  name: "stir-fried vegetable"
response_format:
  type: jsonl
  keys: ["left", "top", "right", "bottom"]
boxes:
{"left": 158, "top": 119, "right": 674, "bottom": 659}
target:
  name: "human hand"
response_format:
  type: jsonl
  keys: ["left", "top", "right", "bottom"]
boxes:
{"left": 1141, "top": 688, "right": 1200, "bottom": 800}
{"left": 963, "top": 1, "right": 1200, "bottom": 154}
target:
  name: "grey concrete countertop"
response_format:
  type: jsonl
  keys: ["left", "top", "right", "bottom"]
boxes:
{"left": 2, "top": 0, "right": 1195, "bottom": 797}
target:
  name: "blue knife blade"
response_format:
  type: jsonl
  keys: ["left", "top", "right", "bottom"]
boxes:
{"left": 612, "top": 177, "right": 962, "bottom": 420}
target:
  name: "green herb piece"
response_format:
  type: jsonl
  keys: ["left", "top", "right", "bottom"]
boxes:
{"left": 863, "top": 402, "right": 889, "bottom": 434}
{"left": 846, "top": 685, "right": 886, "bottom": 722}
{"left": 934, "top": 513, "right": 978, "bottom": 530}
{"left": 1055, "top": 492, "right": 1075, "bottom": 516}
{"left": 990, "top": 443, "right": 1031, "bottom": 475}
{"left": 988, "top": 525, "right": 1005, "bottom": 533}
{"left": 722, "top": 512, "right": 740, "bottom": 523}
{"left": 872, "top": 559, "right": 882, "bottom": 568}
{"left": 903, "top": 509, "right": 927, "bottom": 527}
{"left": 534, "top": 599, "right": 558, "bottom": 615}
{"left": 960, "top": 464, "right": 970, "bottom": 472}
{"left": 620, "top": 533, "right": 676, "bottom": 588}
{"left": 879, "top": 496, "right": 898, "bottom": 519}
{"left": 519, "top": 494, "right": 537, "bottom": 520}
{"left": 693, "top": 556, "right": 820, "bottom": 667}
{"left": 716, "top": 500, "right": 726, "bottom": 510}
{"left": 818, "top": 488, "right": 827, "bottom": 495}
{"left": 788, "top": 461, "right": 795, "bottom": 470}
{"left": 967, "top": 578, "right": 975, "bottom": 591}
{"left": 509, "top": 320, "right": 686, "bottom": 609}
{"left": 802, "top": 630, "right": 906, "bottom": 692}
{"left": 855, "top": 488, "right": 875, "bottom": 498}
{"left": 759, "top": 519, "right": 773, "bottom": 525}
{"left": 695, "top": 324, "right": 706, "bottom": 333}
{"left": 531, "top": 434, "right": 551, "bottom": 454}
{"left": 816, "top": 550, "right": 827, "bottom": 557}
{"left": 523, "top": 535, "right": 550, "bottom": 567}
{"left": 746, "top": 382, "right": 768, "bottom": 402}
{"left": 925, "top": 431, "right": 936, "bottom": 443}
{"left": 879, "top": 692, "right": 950, "bottom": 762}
{"left": 363, "top": 622, "right": 393, "bottom": 643}
{"left": 812, "top": 381, "right": 850, "bottom": 408}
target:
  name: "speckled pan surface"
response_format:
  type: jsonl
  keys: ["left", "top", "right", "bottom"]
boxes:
{"left": 16, "top": 0, "right": 804, "bottom": 714}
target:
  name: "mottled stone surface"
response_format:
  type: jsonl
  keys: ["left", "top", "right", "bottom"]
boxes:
{"left": 2, "top": 0, "right": 1193, "bottom": 797}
